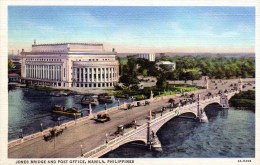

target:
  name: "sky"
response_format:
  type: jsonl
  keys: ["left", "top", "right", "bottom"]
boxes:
{"left": 8, "top": 6, "right": 255, "bottom": 54}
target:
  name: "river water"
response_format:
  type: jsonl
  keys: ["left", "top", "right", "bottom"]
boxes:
{"left": 102, "top": 106, "right": 255, "bottom": 158}
{"left": 8, "top": 88, "right": 128, "bottom": 141}
{"left": 8, "top": 88, "right": 255, "bottom": 158}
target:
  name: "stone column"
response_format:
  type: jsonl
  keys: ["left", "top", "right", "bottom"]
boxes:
{"left": 54, "top": 66, "right": 56, "bottom": 81}
{"left": 28, "top": 65, "right": 30, "bottom": 78}
{"left": 83, "top": 68, "right": 86, "bottom": 82}
{"left": 39, "top": 65, "right": 41, "bottom": 79}
{"left": 35, "top": 65, "right": 37, "bottom": 79}
{"left": 104, "top": 68, "right": 107, "bottom": 82}
{"left": 38, "top": 65, "right": 40, "bottom": 79}
{"left": 56, "top": 66, "right": 59, "bottom": 81}
{"left": 92, "top": 68, "right": 94, "bottom": 82}
{"left": 50, "top": 66, "right": 53, "bottom": 80}
{"left": 47, "top": 65, "right": 49, "bottom": 80}
{"left": 111, "top": 67, "right": 114, "bottom": 81}
{"left": 101, "top": 68, "right": 103, "bottom": 82}
{"left": 57, "top": 66, "right": 59, "bottom": 81}
{"left": 42, "top": 66, "right": 44, "bottom": 79}
{"left": 87, "top": 68, "right": 89, "bottom": 82}
{"left": 41, "top": 65, "right": 42, "bottom": 79}
{"left": 34, "top": 65, "right": 36, "bottom": 79}
{"left": 74, "top": 68, "right": 77, "bottom": 86}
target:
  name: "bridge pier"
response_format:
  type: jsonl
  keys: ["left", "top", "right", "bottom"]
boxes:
{"left": 150, "top": 132, "right": 163, "bottom": 152}
{"left": 146, "top": 110, "right": 162, "bottom": 152}
{"left": 220, "top": 93, "right": 230, "bottom": 109}
{"left": 198, "top": 109, "right": 208, "bottom": 123}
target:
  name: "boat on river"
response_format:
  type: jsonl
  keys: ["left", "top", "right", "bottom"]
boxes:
{"left": 98, "top": 93, "right": 115, "bottom": 103}
{"left": 52, "top": 105, "right": 81, "bottom": 116}
{"left": 81, "top": 95, "right": 99, "bottom": 105}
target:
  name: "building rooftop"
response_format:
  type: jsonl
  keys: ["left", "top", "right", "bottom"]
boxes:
{"left": 32, "top": 43, "right": 103, "bottom": 47}
{"left": 8, "top": 73, "right": 20, "bottom": 77}
{"left": 156, "top": 61, "right": 175, "bottom": 65}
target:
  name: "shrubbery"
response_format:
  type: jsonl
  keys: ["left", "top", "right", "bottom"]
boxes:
{"left": 229, "top": 90, "right": 255, "bottom": 110}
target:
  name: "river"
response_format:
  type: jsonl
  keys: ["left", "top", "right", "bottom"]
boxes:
{"left": 8, "top": 88, "right": 128, "bottom": 141}
{"left": 8, "top": 88, "right": 255, "bottom": 158}
{"left": 102, "top": 105, "right": 255, "bottom": 158}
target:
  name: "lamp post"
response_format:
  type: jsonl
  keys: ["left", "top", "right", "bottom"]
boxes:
{"left": 105, "top": 133, "right": 108, "bottom": 143}
{"left": 88, "top": 103, "right": 92, "bottom": 116}
{"left": 40, "top": 123, "right": 43, "bottom": 132}
{"left": 19, "top": 128, "right": 23, "bottom": 139}
{"left": 117, "top": 99, "right": 120, "bottom": 110}
{"left": 133, "top": 120, "right": 137, "bottom": 129}
{"left": 80, "top": 144, "right": 83, "bottom": 157}
{"left": 57, "top": 117, "right": 60, "bottom": 126}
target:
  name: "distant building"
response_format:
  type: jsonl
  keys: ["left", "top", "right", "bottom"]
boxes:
{"left": 128, "top": 53, "right": 155, "bottom": 61}
{"left": 21, "top": 42, "right": 119, "bottom": 88}
{"left": 155, "top": 61, "right": 176, "bottom": 71}
{"left": 8, "top": 73, "right": 20, "bottom": 83}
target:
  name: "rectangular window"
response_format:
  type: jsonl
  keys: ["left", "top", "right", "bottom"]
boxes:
{"left": 64, "top": 68, "right": 65, "bottom": 77}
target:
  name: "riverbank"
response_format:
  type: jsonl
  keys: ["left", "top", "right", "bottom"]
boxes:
{"left": 229, "top": 90, "right": 255, "bottom": 111}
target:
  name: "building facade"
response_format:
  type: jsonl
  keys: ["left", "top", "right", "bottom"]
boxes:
{"left": 155, "top": 61, "right": 176, "bottom": 71}
{"left": 128, "top": 53, "right": 155, "bottom": 61}
{"left": 21, "top": 43, "right": 119, "bottom": 88}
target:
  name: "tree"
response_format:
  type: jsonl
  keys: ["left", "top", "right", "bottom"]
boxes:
{"left": 119, "top": 74, "right": 139, "bottom": 89}
{"left": 156, "top": 76, "right": 167, "bottom": 89}
{"left": 8, "top": 59, "right": 14, "bottom": 70}
{"left": 166, "top": 71, "right": 179, "bottom": 83}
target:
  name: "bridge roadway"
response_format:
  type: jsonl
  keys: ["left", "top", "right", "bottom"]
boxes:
{"left": 8, "top": 78, "right": 255, "bottom": 158}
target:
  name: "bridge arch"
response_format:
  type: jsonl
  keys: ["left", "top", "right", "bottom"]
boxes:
{"left": 110, "top": 138, "right": 147, "bottom": 151}
{"left": 179, "top": 112, "right": 197, "bottom": 118}
{"left": 151, "top": 109, "right": 197, "bottom": 134}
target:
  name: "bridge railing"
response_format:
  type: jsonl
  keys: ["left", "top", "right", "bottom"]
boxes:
{"left": 82, "top": 122, "right": 148, "bottom": 158}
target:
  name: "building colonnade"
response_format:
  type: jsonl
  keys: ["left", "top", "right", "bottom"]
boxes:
{"left": 25, "top": 64, "right": 62, "bottom": 81}
{"left": 72, "top": 66, "right": 118, "bottom": 88}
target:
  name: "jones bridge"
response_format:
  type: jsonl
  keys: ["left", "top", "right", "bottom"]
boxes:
{"left": 82, "top": 91, "right": 238, "bottom": 158}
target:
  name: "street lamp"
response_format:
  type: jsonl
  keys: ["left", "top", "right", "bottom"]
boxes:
{"left": 57, "top": 117, "right": 60, "bottom": 126}
{"left": 105, "top": 133, "right": 108, "bottom": 143}
{"left": 40, "top": 123, "right": 43, "bottom": 132}
{"left": 80, "top": 144, "right": 83, "bottom": 157}
{"left": 19, "top": 128, "right": 23, "bottom": 139}
{"left": 117, "top": 99, "right": 120, "bottom": 109}
{"left": 133, "top": 120, "right": 137, "bottom": 129}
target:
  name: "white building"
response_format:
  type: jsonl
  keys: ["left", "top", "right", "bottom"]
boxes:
{"left": 155, "top": 61, "right": 176, "bottom": 71}
{"left": 21, "top": 42, "right": 119, "bottom": 88}
{"left": 128, "top": 53, "right": 155, "bottom": 61}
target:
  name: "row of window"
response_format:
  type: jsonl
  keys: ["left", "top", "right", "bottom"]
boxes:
{"left": 75, "top": 82, "right": 115, "bottom": 88}
{"left": 26, "top": 58, "right": 62, "bottom": 62}
{"left": 74, "top": 67, "right": 117, "bottom": 73}
{"left": 76, "top": 58, "right": 111, "bottom": 62}
{"left": 25, "top": 58, "right": 112, "bottom": 62}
